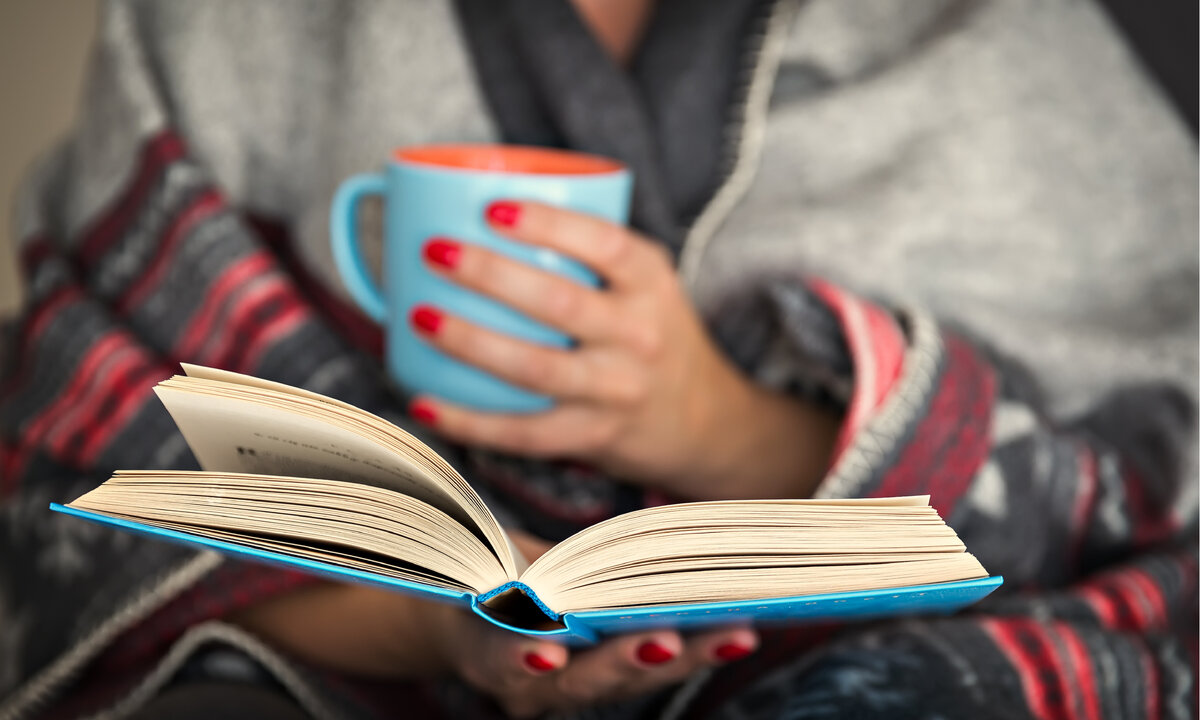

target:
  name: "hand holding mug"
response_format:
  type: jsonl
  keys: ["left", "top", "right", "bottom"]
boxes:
{"left": 330, "top": 145, "right": 837, "bottom": 500}
{"left": 331, "top": 145, "right": 630, "bottom": 413}
{"left": 408, "top": 201, "right": 839, "bottom": 501}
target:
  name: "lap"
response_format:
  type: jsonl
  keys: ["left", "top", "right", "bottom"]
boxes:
{"left": 124, "top": 682, "right": 309, "bottom": 720}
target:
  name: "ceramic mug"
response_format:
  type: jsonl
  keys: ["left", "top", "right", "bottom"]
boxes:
{"left": 330, "top": 144, "right": 632, "bottom": 413}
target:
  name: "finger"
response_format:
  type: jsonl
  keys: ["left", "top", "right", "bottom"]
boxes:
{"left": 423, "top": 237, "right": 619, "bottom": 344}
{"left": 544, "top": 630, "right": 685, "bottom": 710}
{"left": 485, "top": 200, "right": 669, "bottom": 290}
{"left": 482, "top": 636, "right": 568, "bottom": 720}
{"left": 473, "top": 628, "right": 570, "bottom": 688}
{"left": 681, "top": 626, "right": 759, "bottom": 665}
{"left": 408, "top": 395, "right": 616, "bottom": 459}
{"left": 411, "top": 307, "right": 650, "bottom": 406}
{"left": 410, "top": 305, "right": 587, "bottom": 401}
{"left": 555, "top": 627, "right": 758, "bottom": 709}
{"left": 517, "top": 639, "right": 570, "bottom": 677}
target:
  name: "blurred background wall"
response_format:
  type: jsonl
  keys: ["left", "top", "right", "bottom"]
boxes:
{"left": 0, "top": 1, "right": 97, "bottom": 317}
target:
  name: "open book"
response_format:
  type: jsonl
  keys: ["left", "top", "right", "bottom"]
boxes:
{"left": 53, "top": 366, "right": 1001, "bottom": 641}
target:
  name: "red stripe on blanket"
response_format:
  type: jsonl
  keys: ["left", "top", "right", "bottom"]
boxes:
{"left": 247, "top": 213, "right": 385, "bottom": 357}
{"left": 21, "top": 332, "right": 128, "bottom": 451}
{"left": 1127, "top": 567, "right": 1170, "bottom": 629}
{"left": 1057, "top": 622, "right": 1102, "bottom": 720}
{"left": 78, "top": 361, "right": 172, "bottom": 465}
{"left": 808, "top": 280, "right": 906, "bottom": 463}
{"left": 77, "top": 132, "right": 186, "bottom": 267}
{"left": 18, "top": 321, "right": 169, "bottom": 469}
{"left": 1069, "top": 444, "right": 1099, "bottom": 567}
{"left": 116, "top": 188, "right": 224, "bottom": 314}
{"left": 0, "top": 439, "right": 20, "bottom": 500}
{"left": 239, "top": 302, "right": 310, "bottom": 371}
{"left": 1123, "top": 463, "right": 1180, "bottom": 547}
{"left": 982, "top": 618, "right": 1071, "bottom": 720}
{"left": 1135, "top": 634, "right": 1162, "bottom": 720}
{"left": 197, "top": 279, "right": 301, "bottom": 371}
{"left": 1076, "top": 583, "right": 1120, "bottom": 627}
{"left": 1111, "top": 568, "right": 1156, "bottom": 630}
{"left": 1071, "top": 551, "right": 1193, "bottom": 632}
{"left": 172, "top": 250, "right": 274, "bottom": 360}
{"left": 42, "top": 341, "right": 153, "bottom": 462}
{"left": 872, "top": 334, "right": 996, "bottom": 519}
{"left": 1091, "top": 570, "right": 1150, "bottom": 631}
{"left": 0, "top": 285, "right": 84, "bottom": 397}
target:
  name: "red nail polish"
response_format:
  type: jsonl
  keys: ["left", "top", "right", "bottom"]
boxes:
{"left": 410, "top": 305, "right": 442, "bottom": 334}
{"left": 636, "top": 641, "right": 675, "bottom": 665}
{"left": 423, "top": 238, "right": 462, "bottom": 269}
{"left": 486, "top": 201, "right": 520, "bottom": 227}
{"left": 714, "top": 643, "right": 753, "bottom": 662}
{"left": 409, "top": 401, "right": 437, "bottom": 426}
{"left": 524, "top": 652, "right": 555, "bottom": 672}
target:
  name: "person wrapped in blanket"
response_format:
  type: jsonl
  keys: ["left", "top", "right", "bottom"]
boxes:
{"left": 1, "top": 1, "right": 1196, "bottom": 718}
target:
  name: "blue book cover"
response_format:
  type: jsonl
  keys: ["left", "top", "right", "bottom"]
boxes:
{"left": 50, "top": 503, "right": 1002, "bottom": 644}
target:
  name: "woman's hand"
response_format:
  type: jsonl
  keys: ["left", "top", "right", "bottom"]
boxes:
{"left": 408, "top": 200, "right": 840, "bottom": 500}
{"left": 232, "top": 531, "right": 757, "bottom": 718}
{"left": 430, "top": 601, "right": 755, "bottom": 718}
{"left": 431, "top": 530, "right": 757, "bottom": 718}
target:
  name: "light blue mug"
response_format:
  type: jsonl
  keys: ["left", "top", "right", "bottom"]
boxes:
{"left": 330, "top": 144, "right": 632, "bottom": 413}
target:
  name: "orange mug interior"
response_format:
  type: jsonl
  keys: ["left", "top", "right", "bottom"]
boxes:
{"left": 394, "top": 144, "right": 624, "bottom": 175}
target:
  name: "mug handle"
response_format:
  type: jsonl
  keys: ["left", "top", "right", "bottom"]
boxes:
{"left": 330, "top": 173, "right": 389, "bottom": 323}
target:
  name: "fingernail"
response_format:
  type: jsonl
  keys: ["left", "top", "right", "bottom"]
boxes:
{"left": 486, "top": 201, "right": 520, "bottom": 228}
{"left": 714, "top": 643, "right": 753, "bottom": 662}
{"left": 409, "top": 400, "right": 438, "bottom": 426}
{"left": 524, "top": 652, "right": 555, "bottom": 673}
{"left": 410, "top": 305, "right": 443, "bottom": 335}
{"left": 636, "top": 641, "right": 675, "bottom": 665}
{"left": 423, "top": 238, "right": 462, "bottom": 269}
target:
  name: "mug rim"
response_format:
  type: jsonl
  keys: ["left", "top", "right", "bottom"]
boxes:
{"left": 392, "top": 144, "right": 626, "bottom": 177}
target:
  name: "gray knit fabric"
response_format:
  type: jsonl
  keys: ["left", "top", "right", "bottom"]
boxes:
{"left": 20, "top": 0, "right": 1193, "bottom": 419}
{"left": 695, "top": 0, "right": 1197, "bottom": 417}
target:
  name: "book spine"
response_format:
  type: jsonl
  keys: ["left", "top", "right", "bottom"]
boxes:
{"left": 471, "top": 582, "right": 598, "bottom": 643}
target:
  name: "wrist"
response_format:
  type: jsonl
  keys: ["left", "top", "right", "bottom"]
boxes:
{"left": 684, "top": 369, "right": 840, "bottom": 500}
{"left": 421, "top": 597, "right": 466, "bottom": 676}
{"left": 230, "top": 583, "right": 454, "bottom": 679}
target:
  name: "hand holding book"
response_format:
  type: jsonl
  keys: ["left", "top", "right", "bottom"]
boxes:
{"left": 232, "top": 548, "right": 758, "bottom": 719}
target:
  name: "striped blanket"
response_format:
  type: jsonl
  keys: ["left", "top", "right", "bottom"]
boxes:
{"left": 2, "top": 127, "right": 1196, "bottom": 718}
{"left": 2, "top": 1, "right": 1197, "bottom": 717}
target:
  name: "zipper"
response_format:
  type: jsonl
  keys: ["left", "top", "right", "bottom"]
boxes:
{"left": 0, "top": 553, "right": 223, "bottom": 720}
{"left": 678, "top": 0, "right": 798, "bottom": 289}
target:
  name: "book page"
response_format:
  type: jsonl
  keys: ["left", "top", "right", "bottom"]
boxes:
{"left": 70, "top": 471, "right": 512, "bottom": 593}
{"left": 517, "top": 498, "right": 988, "bottom": 613}
{"left": 181, "top": 364, "right": 368, "bottom": 414}
{"left": 154, "top": 373, "right": 518, "bottom": 578}
{"left": 157, "top": 387, "right": 457, "bottom": 514}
